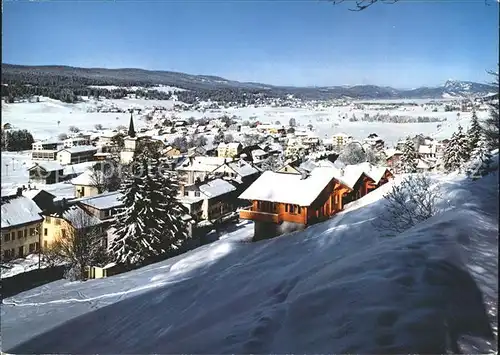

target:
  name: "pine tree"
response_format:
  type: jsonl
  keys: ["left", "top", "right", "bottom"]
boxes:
{"left": 399, "top": 137, "right": 418, "bottom": 173}
{"left": 467, "top": 110, "right": 481, "bottom": 152}
{"left": 442, "top": 125, "right": 469, "bottom": 173}
{"left": 110, "top": 154, "right": 189, "bottom": 266}
{"left": 466, "top": 134, "right": 492, "bottom": 179}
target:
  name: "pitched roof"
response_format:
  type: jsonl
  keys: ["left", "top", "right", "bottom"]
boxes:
{"left": 79, "top": 191, "right": 124, "bottom": 210}
{"left": 1, "top": 196, "right": 43, "bottom": 229}
{"left": 28, "top": 161, "right": 64, "bottom": 172}
{"left": 59, "top": 145, "right": 97, "bottom": 154}
{"left": 53, "top": 205, "right": 102, "bottom": 228}
{"left": 70, "top": 169, "right": 101, "bottom": 186}
{"left": 239, "top": 167, "right": 339, "bottom": 206}
{"left": 199, "top": 179, "right": 236, "bottom": 199}
{"left": 354, "top": 162, "right": 391, "bottom": 184}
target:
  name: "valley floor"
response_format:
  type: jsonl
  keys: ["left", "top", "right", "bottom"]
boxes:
{"left": 1, "top": 170, "right": 498, "bottom": 353}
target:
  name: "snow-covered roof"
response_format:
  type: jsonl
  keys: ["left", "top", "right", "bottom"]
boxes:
{"left": 63, "top": 161, "right": 96, "bottom": 176}
{"left": 239, "top": 167, "right": 340, "bottom": 206}
{"left": 79, "top": 191, "right": 124, "bottom": 210}
{"left": 1, "top": 196, "right": 43, "bottom": 229}
{"left": 22, "top": 189, "right": 55, "bottom": 200}
{"left": 227, "top": 160, "right": 259, "bottom": 177}
{"left": 384, "top": 148, "right": 403, "bottom": 159}
{"left": 252, "top": 149, "right": 267, "bottom": 157}
{"left": 355, "top": 162, "right": 391, "bottom": 184}
{"left": 28, "top": 161, "right": 64, "bottom": 172}
{"left": 199, "top": 179, "right": 236, "bottom": 199}
{"left": 59, "top": 205, "right": 102, "bottom": 228}
{"left": 418, "top": 145, "right": 436, "bottom": 154}
{"left": 177, "top": 156, "right": 230, "bottom": 173}
{"left": 71, "top": 169, "right": 100, "bottom": 186}
{"left": 417, "top": 159, "right": 433, "bottom": 170}
{"left": 59, "top": 145, "right": 97, "bottom": 154}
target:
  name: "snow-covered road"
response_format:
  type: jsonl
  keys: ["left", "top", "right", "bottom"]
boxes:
{"left": 1, "top": 172, "right": 497, "bottom": 354}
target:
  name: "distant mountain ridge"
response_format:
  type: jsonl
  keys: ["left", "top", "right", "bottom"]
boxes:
{"left": 2, "top": 63, "right": 496, "bottom": 100}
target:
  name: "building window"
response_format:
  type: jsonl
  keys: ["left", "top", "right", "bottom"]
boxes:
{"left": 104, "top": 210, "right": 111, "bottom": 217}
{"left": 18, "top": 231, "right": 23, "bottom": 239}
{"left": 195, "top": 191, "right": 200, "bottom": 197}
{"left": 29, "top": 228, "right": 36, "bottom": 236}
{"left": 184, "top": 191, "right": 189, "bottom": 196}
{"left": 55, "top": 219, "right": 61, "bottom": 225}
{"left": 24, "top": 229, "right": 28, "bottom": 238}
{"left": 44, "top": 228, "right": 48, "bottom": 236}
{"left": 45, "top": 216, "right": 51, "bottom": 223}
{"left": 11, "top": 231, "right": 15, "bottom": 239}
{"left": 3, "top": 249, "right": 13, "bottom": 259}
{"left": 285, "top": 204, "right": 288, "bottom": 213}
{"left": 35, "top": 242, "right": 40, "bottom": 252}
{"left": 18, "top": 246, "right": 24, "bottom": 258}
{"left": 44, "top": 241, "right": 48, "bottom": 249}
{"left": 3, "top": 233, "right": 10, "bottom": 242}
{"left": 61, "top": 229, "right": 66, "bottom": 238}
{"left": 29, "top": 243, "right": 36, "bottom": 253}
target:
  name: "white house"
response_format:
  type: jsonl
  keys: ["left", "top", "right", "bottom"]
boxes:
{"left": 331, "top": 133, "right": 353, "bottom": 148}
{"left": 57, "top": 146, "right": 98, "bottom": 165}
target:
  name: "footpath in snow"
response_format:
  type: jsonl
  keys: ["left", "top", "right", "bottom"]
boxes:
{"left": 1, "top": 171, "right": 498, "bottom": 354}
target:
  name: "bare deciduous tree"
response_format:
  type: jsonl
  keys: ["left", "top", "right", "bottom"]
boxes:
{"left": 69, "top": 125, "right": 80, "bottom": 133}
{"left": 58, "top": 133, "right": 69, "bottom": 141}
{"left": 373, "top": 174, "right": 442, "bottom": 235}
{"left": 44, "top": 207, "right": 108, "bottom": 280}
{"left": 94, "top": 124, "right": 104, "bottom": 130}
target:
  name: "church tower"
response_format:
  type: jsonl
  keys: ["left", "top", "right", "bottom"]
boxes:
{"left": 120, "top": 112, "right": 138, "bottom": 164}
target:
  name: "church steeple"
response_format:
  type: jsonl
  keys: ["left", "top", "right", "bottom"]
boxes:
{"left": 128, "top": 112, "right": 136, "bottom": 138}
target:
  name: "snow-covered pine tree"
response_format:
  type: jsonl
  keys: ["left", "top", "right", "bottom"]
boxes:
{"left": 467, "top": 110, "right": 481, "bottom": 152}
{"left": 442, "top": 125, "right": 469, "bottom": 173}
{"left": 399, "top": 137, "right": 418, "bottom": 173}
{"left": 466, "top": 134, "right": 493, "bottom": 179}
{"left": 110, "top": 153, "right": 189, "bottom": 266}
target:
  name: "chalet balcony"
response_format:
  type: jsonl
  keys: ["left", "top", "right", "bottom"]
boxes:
{"left": 239, "top": 207, "right": 281, "bottom": 223}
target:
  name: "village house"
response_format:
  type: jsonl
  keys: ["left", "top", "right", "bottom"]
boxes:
{"left": 179, "top": 178, "right": 238, "bottom": 229}
{"left": 63, "top": 136, "right": 91, "bottom": 148}
{"left": 331, "top": 133, "right": 353, "bottom": 149}
{"left": 217, "top": 142, "right": 243, "bottom": 158}
{"left": 32, "top": 139, "right": 64, "bottom": 151}
{"left": 71, "top": 169, "right": 101, "bottom": 198}
{"left": 176, "top": 156, "right": 234, "bottom": 185}
{"left": 239, "top": 164, "right": 392, "bottom": 240}
{"left": 56, "top": 145, "right": 98, "bottom": 165}
{"left": 384, "top": 148, "right": 403, "bottom": 172}
{"left": 251, "top": 149, "right": 268, "bottom": 164}
{"left": 79, "top": 191, "right": 124, "bottom": 224}
{"left": 210, "top": 159, "right": 261, "bottom": 194}
{"left": 28, "top": 162, "right": 65, "bottom": 184}
{"left": 1, "top": 190, "right": 44, "bottom": 261}
{"left": 42, "top": 204, "right": 105, "bottom": 250}
{"left": 163, "top": 146, "right": 182, "bottom": 158}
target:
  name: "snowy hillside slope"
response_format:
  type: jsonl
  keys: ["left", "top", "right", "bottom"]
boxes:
{"left": 1, "top": 170, "right": 498, "bottom": 354}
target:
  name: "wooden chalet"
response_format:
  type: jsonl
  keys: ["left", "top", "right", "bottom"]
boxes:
{"left": 239, "top": 164, "right": 393, "bottom": 240}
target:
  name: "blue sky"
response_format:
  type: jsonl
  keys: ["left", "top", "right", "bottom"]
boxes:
{"left": 3, "top": 0, "right": 499, "bottom": 88}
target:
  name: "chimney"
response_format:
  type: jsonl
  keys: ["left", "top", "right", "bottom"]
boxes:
{"left": 16, "top": 187, "right": 23, "bottom": 197}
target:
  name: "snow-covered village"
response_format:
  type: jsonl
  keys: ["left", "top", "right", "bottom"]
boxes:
{"left": 1, "top": 0, "right": 499, "bottom": 354}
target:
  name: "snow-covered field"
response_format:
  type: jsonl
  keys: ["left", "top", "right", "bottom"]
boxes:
{"left": 2, "top": 97, "right": 489, "bottom": 144}
{"left": 1, "top": 168, "right": 497, "bottom": 354}
{"left": 1, "top": 151, "right": 82, "bottom": 200}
